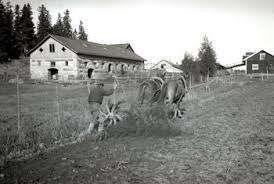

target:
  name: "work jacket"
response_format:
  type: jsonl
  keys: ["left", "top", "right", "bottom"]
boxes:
{"left": 88, "top": 85, "right": 114, "bottom": 104}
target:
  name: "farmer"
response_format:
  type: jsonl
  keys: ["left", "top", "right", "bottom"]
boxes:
{"left": 87, "top": 69, "right": 117, "bottom": 134}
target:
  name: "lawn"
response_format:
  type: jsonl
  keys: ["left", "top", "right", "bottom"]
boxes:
{"left": 1, "top": 76, "right": 274, "bottom": 184}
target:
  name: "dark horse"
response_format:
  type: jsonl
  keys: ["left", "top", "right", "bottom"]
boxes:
{"left": 137, "top": 75, "right": 188, "bottom": 118}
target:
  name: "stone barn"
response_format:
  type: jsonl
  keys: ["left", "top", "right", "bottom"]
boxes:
{"left": 27, "top": 34, "right": 145, "bottom": 80}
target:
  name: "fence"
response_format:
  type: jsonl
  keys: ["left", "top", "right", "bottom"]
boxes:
{"left": 1, "top": 71, "right": 272, "bottom": 161}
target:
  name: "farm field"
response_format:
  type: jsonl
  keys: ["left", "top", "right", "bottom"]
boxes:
{"left": 1, "top": 76, "right": 274, "bottom": 184}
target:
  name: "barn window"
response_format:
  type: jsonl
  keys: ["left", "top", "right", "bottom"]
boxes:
{"left": 49, "top": 44, "right": 55, "bottom": 53}
{"left": 51, "top": 61, "right": 56, "bottom": 67}
{"left": 39, "top": 48, "right": 43, "bottom": 52}
{"left": 65, "top": 61, "right": 68, "bottom": 66}
{"left": 260, "top": 53, "right": 266, "bottom": 60}
{"left": 252, "top": 64, "right": 259, "bottom": 70}
{"left": 62, "top": 47, "right": 66, "bottom": 52}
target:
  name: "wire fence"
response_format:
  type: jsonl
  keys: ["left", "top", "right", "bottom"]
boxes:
{"left": 1, "top": 71, "right": 273, "bottom": 162}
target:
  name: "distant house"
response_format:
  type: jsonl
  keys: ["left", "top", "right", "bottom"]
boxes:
{"left": 27, "top": 34, "right": 145, "bottom": 80}
{"left": 243, "top": 50, "right": 274, "bottom": 74}
{"left": 145, "top": 60, "right": 183, "bottom": 73}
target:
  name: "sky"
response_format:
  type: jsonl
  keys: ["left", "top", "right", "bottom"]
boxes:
{"left": 4, "top": 0, "right": 274, "bottom": 67}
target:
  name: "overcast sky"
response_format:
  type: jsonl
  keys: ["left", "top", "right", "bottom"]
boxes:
{"left": 5, "top": 0, "right": 274, "bottom": 66}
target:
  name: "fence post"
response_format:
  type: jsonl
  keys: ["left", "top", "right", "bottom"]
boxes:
{"left": 56, "top": 83, "right": 61, "bottom": 128}
{"left": 16, "top": 74, "right": 21, "bottom": 135}
{"left": 189, "top": 73, "right": 192, "bottom": 90}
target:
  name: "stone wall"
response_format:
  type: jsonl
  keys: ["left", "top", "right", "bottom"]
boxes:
{"left": 77, "top": 55, "right": 144, "bottom": 79}
{"left": 30, "top": 38, "right": 79, "bottom": 80}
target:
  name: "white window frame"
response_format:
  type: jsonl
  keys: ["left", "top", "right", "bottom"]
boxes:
{"left": 259, "top": 53, "right": 266, "bottom": 60}
{"left": 252, "top": 64, "right": 259, "bottom": 71}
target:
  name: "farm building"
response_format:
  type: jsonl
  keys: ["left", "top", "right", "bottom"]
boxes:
{"left": 145, "top": 60, "right": 183, "bottom": 73}
{"left": 243, "top": 50, "right": 274, "bottom": 74}
{"left": 27, "top": 34, "right": 145, "bottom": 80}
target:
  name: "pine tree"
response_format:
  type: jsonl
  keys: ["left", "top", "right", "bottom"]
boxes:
{"left": 62, "top": 9, "right": 73, "bottom": 38}
{"left": 5, "top": 2, "right": 16, "bottom": 59}
{"left": 52, "top": 13, "right": 64, "bottom": 36}
{"left": 0, "top": 1, "right": 16, "bottom": 62}
{"left": 14, "top": 4, "right": 23, "bottom": 58}
{"left": 0, "top": 0, "right": 9, "bottom": 62}
{"left": 78, "top": 20, "right": 88, "bottom": 40}
{"left": 20, "top": 4, "right": 36, "bottom": 55}
{"left": 197, "top": 36, "right": 217, "bottom": 77}
{"left": 72, "top": 28, "right": 78, "bottom": 39}
{"left": 37, "top": 4, "right": 52, "bottom": 42}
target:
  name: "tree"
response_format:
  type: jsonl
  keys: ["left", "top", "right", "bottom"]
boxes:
{"left": 78, "top": 20, "right": 88, "bottom": 40}
{"left": 62, "top": 9, "right": 73, "bottom": 38}
{"left": 180, "top": 52, "right": 194, "bottom": 76}
{"left": 72, "top": 28, "right": 78, "bottom": 39}
{"left": 37, "top": 4, "right": 52, "bottom": 42}
{"left": 52, "top": 13, "right": 64, "bottom": 36}
{"left": 20, "top": 4, "right": 36, "bottom": 55}
{"left": 197, "top": 36, "right": 217, "bottom": 77}
{"left": 14, "top": 4, "right": 24, "bottom": 58}
{"left": 0, "top": 0, "right": 9, "bottom": 62}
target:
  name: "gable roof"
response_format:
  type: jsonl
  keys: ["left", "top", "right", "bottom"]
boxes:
{"left": 149, "top": 60, "right": 183, "bottom": 73}
{"left": 243, "top": 50, "right": 273, "bottom": 61}
{"left": 27, "top": 34, "right": 145, "bottom": 62}
{"left": 108, "top": 43, "right": 135, "bottom": 52}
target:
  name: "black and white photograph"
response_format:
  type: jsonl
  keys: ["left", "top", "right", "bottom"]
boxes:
{"left": 0, "top": 0, "right": 274, "bottom": 183}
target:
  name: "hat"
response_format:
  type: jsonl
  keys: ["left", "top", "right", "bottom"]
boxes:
{"left": 92, "top": 69, "right": 112, "bottom": 84}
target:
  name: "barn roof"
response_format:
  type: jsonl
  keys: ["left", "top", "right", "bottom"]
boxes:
{"left": 27, "top": 34, "right": 145, "bottom": 62}
{"left": 149, "top": 60, "right": 184, "bottom": 73}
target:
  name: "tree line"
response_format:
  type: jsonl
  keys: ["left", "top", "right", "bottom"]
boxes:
{"left": 180, "top": 36, "right": 218, "bottom": 77}
{"left": 0, "top": 0, "right": 88, "bottom": 63}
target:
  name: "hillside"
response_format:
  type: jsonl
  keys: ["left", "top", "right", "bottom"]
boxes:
{"left": 1, "top": 77, "right": 274, "bottom": 184}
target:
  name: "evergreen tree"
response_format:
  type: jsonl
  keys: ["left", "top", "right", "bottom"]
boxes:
{"left": 62, "top": 9, "right": 73, "bottom": 38}
{"left": 5, "top": 2, "right": 16, "bottom": 59}
{"left": 52, "top": 13, "right": 64, "bottom": 36}
{"left": 0, "top": 0, "right": 9, "bottom": 62}
{"left": 14, "top": 4, "right": 23, "bottom": 58}
{"left": 37, "top": 4, "right": 52, "bottom": 42}
{"left": 72, "top": 28, "right": 78, "bottom": 39}
{"left": 20, "top": 4, "right": 36, "bottom": 55}
{"left": 78, "top": 20, "right": 88, "bottom": 40}
{"left": 197, "top": 36, "right": 217, "bottom": 77}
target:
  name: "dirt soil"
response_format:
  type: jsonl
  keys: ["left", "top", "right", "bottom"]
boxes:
{"left": 1, "top": 78, "right": 274, "bottom": 184}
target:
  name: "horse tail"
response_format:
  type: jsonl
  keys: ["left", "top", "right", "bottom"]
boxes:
{"left": 179, "top": 74, "right": 188, "bottom": 93}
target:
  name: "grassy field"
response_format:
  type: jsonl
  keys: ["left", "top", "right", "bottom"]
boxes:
{"left": 1, "top": 76, "right": 274, "bottom": 183}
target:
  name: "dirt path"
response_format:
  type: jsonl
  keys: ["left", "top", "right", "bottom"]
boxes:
{"left": 1, "top": 78, "right": 274, "bottom": 184}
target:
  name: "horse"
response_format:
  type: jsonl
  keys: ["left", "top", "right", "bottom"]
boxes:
{"left": 137, "top": 75, "right": 188, "bottom": 118}
{"left": 157, "top": 75, "right": 188, "bottom": 118}
{"left": 137, "top": 77, "right": 164, "bottom": 105}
